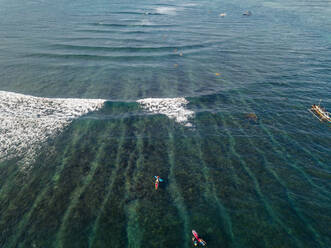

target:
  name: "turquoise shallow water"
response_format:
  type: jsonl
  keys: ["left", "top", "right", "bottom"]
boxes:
{"left": 0, "top": 0, "right": 330, "bottom": 247}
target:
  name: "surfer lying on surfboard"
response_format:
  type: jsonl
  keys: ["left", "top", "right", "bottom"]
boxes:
{"left": 154, "top": 176, "right": 163, "bottom": 190}
{"left": 192, "top": 230, "right": 207, "bottom": 246}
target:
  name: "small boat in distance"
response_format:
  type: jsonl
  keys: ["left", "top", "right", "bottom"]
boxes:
{"left": 309, "top": 100, "right": 331, "bottom": 123}
{"left": 243, "top": 11, "right": 252, "bottom": 16}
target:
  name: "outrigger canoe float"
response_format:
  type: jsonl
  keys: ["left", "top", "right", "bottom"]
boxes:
{"left": 309, "top": 101, "right": 331, "bottom": 123}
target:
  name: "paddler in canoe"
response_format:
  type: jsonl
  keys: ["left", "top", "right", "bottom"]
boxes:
{"left": 154, "top": 176, "right": 163, "bottom": 190}
{"left": 192, "top": 230, "right": 207, "bottom": 246}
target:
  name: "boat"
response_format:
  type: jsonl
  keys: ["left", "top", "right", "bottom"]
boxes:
{"left": 309, "top": 101, "right": 331, "bottom": 123}
{"left": 243, "top": 11, "right": 252, "bottom": 16}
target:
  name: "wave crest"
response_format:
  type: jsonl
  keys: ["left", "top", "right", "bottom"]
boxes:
{"left": 137, "top": 97, "right": 194, "bottom": 127}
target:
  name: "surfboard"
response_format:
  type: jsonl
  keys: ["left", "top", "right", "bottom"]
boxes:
{"left": 192, "top": 230, "right": 199, "bottom": 240}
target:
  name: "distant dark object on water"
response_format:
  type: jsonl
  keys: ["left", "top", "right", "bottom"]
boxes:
{"left": 246, "top": 113, "right": 258, "bottom": 123}
{"left": 243, "top": 11, "right": 252, "bottom": 16}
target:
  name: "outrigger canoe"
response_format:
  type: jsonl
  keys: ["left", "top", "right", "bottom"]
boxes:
{"left": 309, "top": 102, "right": 331, "bottom": 123}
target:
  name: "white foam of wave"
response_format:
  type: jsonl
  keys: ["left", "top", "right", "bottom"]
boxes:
{"left": 137, "top": 97, "right": 194, "bottom": 127}
{"left": 0, "top": 92, "right": 194, "bottom": 168}
{"left": 182, "top": 3, "right": 199, "bottom": 7}
{"left": 139, "top": 19, "right": 154, "bottom": 26}
{"left": 155, "top": 6, "right": 178, "bottom": 15}
{"left": 0, "top": 91, "right": 105, "bottom": 168}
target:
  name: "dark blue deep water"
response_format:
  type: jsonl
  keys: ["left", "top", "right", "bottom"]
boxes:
{"left": 0, "top": 0, "right": 330, "bottom": 247}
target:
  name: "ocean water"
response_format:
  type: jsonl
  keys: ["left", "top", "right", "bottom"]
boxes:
{"left": 0, "top": 0, "right": 330, "bottom": 247}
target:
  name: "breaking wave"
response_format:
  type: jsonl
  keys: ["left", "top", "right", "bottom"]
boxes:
{"left": 137, "top": 97, "right": 194, "bottom": 127}
{"left": 154, "top": 6, "right": 178, "bottom": 15}
{"left": 0, "top": 91, "right": 194, "bottom": 167}
{"left": 0, "top": 91, "right": 105, "bottom": 167}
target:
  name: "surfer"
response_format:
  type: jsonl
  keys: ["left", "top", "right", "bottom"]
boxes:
{"left": 192, "top": 237, "right": 198, "bottom": 246}
{"left": 198, "top": 238, "right": 207, "bottom": 246}
{"left": 154, "top": 176, "right": 163, "bottom": 190}
{"left": 192, "top": 230, "right": 207, "bottom": 246}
